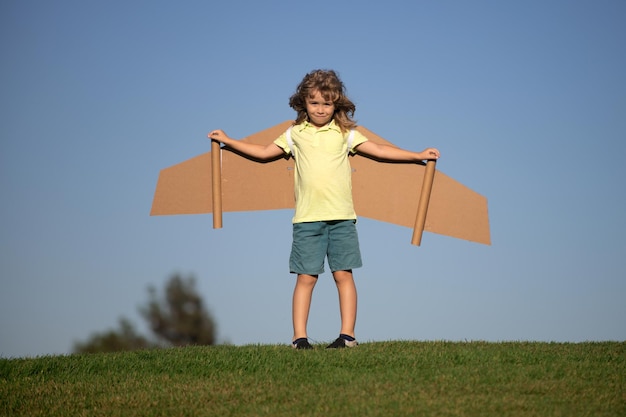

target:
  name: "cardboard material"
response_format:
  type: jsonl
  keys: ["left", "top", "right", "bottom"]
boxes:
{"left": 151, "top": 121, "right": 491, "bottom": 246}
{"left": 411, "top": 160, "right": 436, "bottom": 246}
{"left": 210, "top": 140, "right": 222, "bottom": 229}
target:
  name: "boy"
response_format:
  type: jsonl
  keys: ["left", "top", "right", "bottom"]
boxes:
{"left": 208, "top": 69, "right": 440, "bottom": 349}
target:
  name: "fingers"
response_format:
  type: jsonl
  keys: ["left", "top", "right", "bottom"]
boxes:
{"left": 208, "top": 130, "right": 225, "bottom": 141}
{"left": 424, "top": 148, "right": 440, "bottom": 159}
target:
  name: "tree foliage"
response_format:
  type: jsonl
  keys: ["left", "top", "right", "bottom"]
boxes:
{"left": 73, "top": 318, "right": 153, "bottom": 354}
{"left": 140, "top": 275, "right": 216, "bottom": 346}
{"left": 73, "top": 274, "right": 216, "bottom": 353}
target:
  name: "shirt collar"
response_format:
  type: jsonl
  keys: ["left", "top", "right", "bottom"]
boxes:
{"left": 297, "top": 119, "right": 341, "bottom": 133}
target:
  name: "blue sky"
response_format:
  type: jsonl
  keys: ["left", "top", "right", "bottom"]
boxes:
{"left": 1, "top": 1, "right": 624, "bottom": 357}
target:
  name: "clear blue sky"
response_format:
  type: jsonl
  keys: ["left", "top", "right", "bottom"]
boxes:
{"left": 1, "top": 1, "right": 624, "bottom": 357}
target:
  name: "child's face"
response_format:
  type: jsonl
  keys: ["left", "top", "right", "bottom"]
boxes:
{"left": 305, "top": 90, "right": 335, "bottom": 127}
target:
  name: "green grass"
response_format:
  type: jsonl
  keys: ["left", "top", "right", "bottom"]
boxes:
{"left": 1, "top": 341, "right": 624, "bottom": 416}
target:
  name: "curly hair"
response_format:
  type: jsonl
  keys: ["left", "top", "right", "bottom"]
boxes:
{"left": 289, "top": 69, "right": 357, "bottom": 132}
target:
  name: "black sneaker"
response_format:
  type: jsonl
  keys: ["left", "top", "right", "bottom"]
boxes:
{"left": 326, "top": 337, "right": 358, "bottom": 349}
{"left": 292, "top": 338, "right": 313, "bottom": 350}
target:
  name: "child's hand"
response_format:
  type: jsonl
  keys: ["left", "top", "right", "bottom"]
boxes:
{"left": 208, "top": 129, "right": 231, "bottom": 144}
{"left": 419, "top": 148, "right": 440, "bottom": 160}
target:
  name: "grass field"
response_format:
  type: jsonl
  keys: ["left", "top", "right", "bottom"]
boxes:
{"left": 1, "top": 341, "right": 624, "bottom": 416}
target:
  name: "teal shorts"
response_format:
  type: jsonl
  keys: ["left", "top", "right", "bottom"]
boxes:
{"left": 289, "top": 220, "right": 363, "bottom": 275}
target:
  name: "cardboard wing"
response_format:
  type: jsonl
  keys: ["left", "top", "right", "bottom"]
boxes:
{"left": 150, "top": 121, "right": 491, "bottom": 245}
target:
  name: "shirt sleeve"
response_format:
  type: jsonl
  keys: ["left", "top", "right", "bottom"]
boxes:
{"left": 349, "top": 129, "right": 368, "bottom": 154}
{"left": 273, "top": 132, "right": 290, "bottom": 155}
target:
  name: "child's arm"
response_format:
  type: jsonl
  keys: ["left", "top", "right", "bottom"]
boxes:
{"left": 355, "top": 141, "right": 440, "bottom": 162}
{"left": 208, "top": 129, "right": 284, "bottom": 161}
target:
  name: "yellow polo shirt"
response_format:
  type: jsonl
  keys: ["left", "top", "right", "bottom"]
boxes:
{"left": 274, "top": 121, "right": 368, "bottom": 223}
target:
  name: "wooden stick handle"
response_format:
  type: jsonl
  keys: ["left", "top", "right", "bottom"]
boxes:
{"left": 411, "top": 160, "right": 437, "bottom": 246}
{"left": 211, "top": 140, "right": 223, "bottom": 229}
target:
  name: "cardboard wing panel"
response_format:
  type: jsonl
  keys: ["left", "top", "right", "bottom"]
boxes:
{"left": 151, "top": 121, "right": 490, "bottom": 245}
{"left": 150, "top": 120, "right": 295, "bottom": 216}
{"left": 351, "top": 126, "right": 490, "bottom": 245}
{"left": 427, "top": 171, "right": 491, "bottom": 245}
{"left": 149, "top": 151, "right": 296, "bottom": 215}
{"left": 351, "top": 158, "right": 490, "bottom": 244}
{"left": 221, "top": 152, "right": 294, "bottom": 212}
{"left": 151, "top": 152, "right": 213, "bottom": 215}
{"left": 220, "top": 119, "right": 296, "bottom": 212}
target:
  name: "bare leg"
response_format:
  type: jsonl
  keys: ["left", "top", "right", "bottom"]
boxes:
{"left": 332, "top": 270, "right": 357, "bottom": 337}
{"left": 292, "top": 274, "right": 318, "bottom": 341}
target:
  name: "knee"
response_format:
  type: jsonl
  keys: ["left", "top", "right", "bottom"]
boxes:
{"left": 332, "top": 270, "right": 354, "bottom": 284}
{"left": 297, "top": 274, "right": 318, "bottom": 288}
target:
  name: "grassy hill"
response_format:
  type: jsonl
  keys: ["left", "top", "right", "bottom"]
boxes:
{"left": 1, "top": 341, "right": 624, "bottom": 416}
